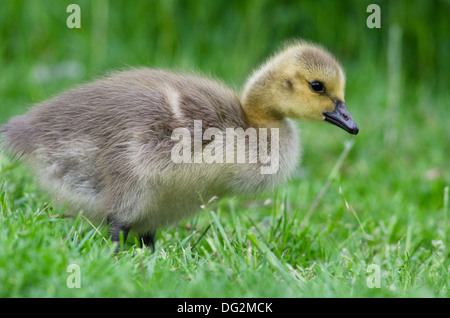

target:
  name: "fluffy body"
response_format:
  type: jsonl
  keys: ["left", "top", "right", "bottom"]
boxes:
{"left": 2, "top": 69, "right": 299, "bottom": 236}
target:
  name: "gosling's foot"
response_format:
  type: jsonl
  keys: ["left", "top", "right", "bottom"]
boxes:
{"left": 107, "top": 216, "right": 130, "bottom": 252}
{"left": 139, "top": 232, "right": 156, "bottom": 253}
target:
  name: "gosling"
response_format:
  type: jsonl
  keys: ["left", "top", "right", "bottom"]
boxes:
{"left": 1, "top": 41, "right": 358, "bottom": 250}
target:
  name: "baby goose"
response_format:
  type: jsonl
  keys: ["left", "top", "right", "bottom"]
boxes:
{"left": 1, "top": 41, "right": 358, "bottom": 250}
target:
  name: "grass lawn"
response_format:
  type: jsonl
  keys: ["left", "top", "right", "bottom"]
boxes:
{"left": 0, "top": 1, "right": 449, "bottom": 298}
{"left": 1, "top": 85, "right": 448, "bottom": 297}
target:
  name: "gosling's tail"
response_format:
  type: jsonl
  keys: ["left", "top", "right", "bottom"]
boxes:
{"left": 1, "top": 115, "right": 37, "bottom": 159}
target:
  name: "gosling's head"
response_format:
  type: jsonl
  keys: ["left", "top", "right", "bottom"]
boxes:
{"left": 242, "top": 41, "right": 359, "bottom": 134}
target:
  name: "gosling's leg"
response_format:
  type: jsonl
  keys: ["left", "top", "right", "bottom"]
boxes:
{"left": 139, "top": 232, "right": 156, "bottom": 253}
{"left": 107, "top": 216, "right": 130, "bottom": 250}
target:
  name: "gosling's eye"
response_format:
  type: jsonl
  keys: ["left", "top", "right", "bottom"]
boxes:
{"left": 310, "top": 81, "right": 325, "bottom": 93}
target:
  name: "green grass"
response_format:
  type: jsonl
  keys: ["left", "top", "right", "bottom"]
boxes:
{"left": 0, "top": 0, "right": 449, "bottom": 298}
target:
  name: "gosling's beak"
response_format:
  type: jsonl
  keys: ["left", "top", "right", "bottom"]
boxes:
{"left": 323, "top": 101, "right": 359, "bottom": 135}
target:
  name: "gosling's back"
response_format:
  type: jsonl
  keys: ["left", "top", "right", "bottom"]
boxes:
{"left": 2, "top": 70, "right": 245, "bottom": 224}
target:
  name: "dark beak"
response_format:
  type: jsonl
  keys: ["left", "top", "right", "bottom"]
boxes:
{"left": 323, "top": 101, "right": 359, "bottom": 135}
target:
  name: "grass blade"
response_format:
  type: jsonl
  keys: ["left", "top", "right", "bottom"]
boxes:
{"left": 302, "top": 139, "right": 355, "bottom": 227}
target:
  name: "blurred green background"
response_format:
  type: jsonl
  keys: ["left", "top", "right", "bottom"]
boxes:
{"left": 0, "top": 0, "right": 449, "bottom": 297}
{"left": 0, "top": 0, "right": 449, "bottom": 118}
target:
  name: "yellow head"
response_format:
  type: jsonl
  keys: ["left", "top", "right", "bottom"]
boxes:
{"left": 242, "top": 41, "right": 358, "bottom": 134}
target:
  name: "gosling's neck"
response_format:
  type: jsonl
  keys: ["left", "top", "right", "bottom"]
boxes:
{"left": 241, "top": 53, "right": 289, "bottom": 129}
{"left": 241, "top": 95, "right": 285, "bottom": 129}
